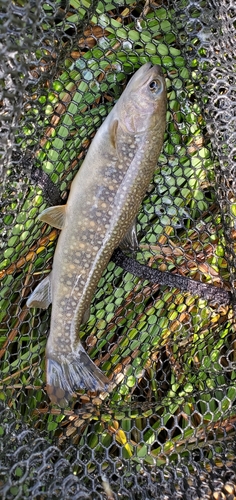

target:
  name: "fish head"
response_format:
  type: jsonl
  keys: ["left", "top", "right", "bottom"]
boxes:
{"left": 117, "top": 62, "right": 167, "bottom": 135}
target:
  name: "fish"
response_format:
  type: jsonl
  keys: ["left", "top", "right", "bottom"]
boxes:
{"left": 27, "top": 62, "right": 167, "bottom": 406}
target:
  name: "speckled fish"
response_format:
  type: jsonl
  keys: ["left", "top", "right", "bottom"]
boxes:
{"left": 27, "top": 63, "right": 167, "bottom": 406}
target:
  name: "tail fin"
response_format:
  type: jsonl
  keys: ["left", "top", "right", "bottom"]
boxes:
{"left": 46, "top": 347, "right": 110, "bottom": 407}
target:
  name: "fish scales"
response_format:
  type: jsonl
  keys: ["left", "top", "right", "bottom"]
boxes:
{"left": 50, "top": 132, "right": 141, "bottom": 348}
{"left": 27, "top": 63, "right": 167, "bottom": 406}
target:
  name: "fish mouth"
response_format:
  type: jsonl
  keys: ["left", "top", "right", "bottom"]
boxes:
{"left": 145, "top": 62, "right": 164, "bottom": 77}
{"left": 125, "top": 62, "right": 164, "bottom": 93}
{"left": 138, "top": 62, "right": 164, "bottom": 87}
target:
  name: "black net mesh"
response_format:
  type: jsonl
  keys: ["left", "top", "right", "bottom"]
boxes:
{"left": 1, "top": 0, "right": 236, "bottom": 498}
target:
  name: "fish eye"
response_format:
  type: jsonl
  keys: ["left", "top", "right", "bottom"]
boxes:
{"left": 149, "top": 79, "right": 162, "bottom": 93}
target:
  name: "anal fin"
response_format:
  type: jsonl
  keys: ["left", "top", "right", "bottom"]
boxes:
{"left": 27, "top": 273, "right": 52, "bottom": 309}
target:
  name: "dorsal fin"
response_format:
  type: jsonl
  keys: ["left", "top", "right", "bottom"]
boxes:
{"left": 38, "top": 205, "right": 66, "bottom": 229}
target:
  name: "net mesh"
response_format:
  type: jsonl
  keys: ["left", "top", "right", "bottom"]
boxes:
{"left": 1, "top": 0, "right": 236, "bottom": 498}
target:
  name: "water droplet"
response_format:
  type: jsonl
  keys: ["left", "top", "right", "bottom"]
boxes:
{"left": 98, "top": 37, "right": 110, "bottom": 49}
{"left": 113, "top": 62, "right": 122, "bottom": 72}
{"left": 82, "top": 69, "right": 93, "bottom": 81}
{"left": 74, "top": 59, "right": 86, "bottom": 70}
{"left": 122, "top": 40, "right": 132, "bottom": 50}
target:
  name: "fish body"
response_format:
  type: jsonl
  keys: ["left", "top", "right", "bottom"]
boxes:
{"left": 27, "top": 63, "right": 167, "bottom": 406}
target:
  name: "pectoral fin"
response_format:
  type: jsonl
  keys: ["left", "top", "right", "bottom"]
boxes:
{"left": 38, "top": 205, "right": 66, "bottom": 229}
{"left": 109, "top": 119, "right": 118, "bottom": 150}
{"left": 119, "top": 219, "right": 139, "bottom": 251}
{"left": 27, "top": 273, "right": 52, "bottom": 309}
